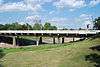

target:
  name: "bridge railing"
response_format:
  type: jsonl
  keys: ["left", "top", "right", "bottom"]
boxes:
{"left": 0, "top": 30, "right": 99, "bottom": 34}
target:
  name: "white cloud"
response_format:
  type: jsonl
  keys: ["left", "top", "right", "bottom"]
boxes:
{"left": 24, "top": 0, "right": 53, "bottom": 5}
{"left": 0, "top": 0, "right": 99, "bottom": 12}
{"left": 0, "top": 0, "right": 43, "bottom": 12}
{"left": 0, "top": 2, "right": 27, "bottom": 11}
{"left": 26, "top": 15, "right": 41, "bottom": 23}
{"left": 49, "top": 10, "right": 55, "bottom": 14}
{"left": 53, "top": 0, "right": 86, "bottom": 10}
{"left": 47, "top": 17, "right": 73, "bottom": 29}
{"left": 78, "top": 14, "right": 93, "bottom": 29}
{"left": 79, "top": 14, "right": 92, "bottom": 20}
{"left": 89, "top": 0, "right": 100, "bottom": 6}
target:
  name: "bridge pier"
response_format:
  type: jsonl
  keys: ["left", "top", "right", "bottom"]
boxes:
{"left": 73, "top": 37, "right": 75, "bottom": 42}
{"left": 62, "top": 37, "right": 64, "bottom": 44}
{"left": 13, "top": 36, "right": 16, "bottom": 46}
{"left": 36, "top": 40, "right": 39, "bottom": 46}
{"left": 39, "top": 37, "right": 42, "bottom": 44}
{"left": 36, "top": 37, "right": 42, "bottom": 46}
{"left": 58, "top": 37, "right": 60, "bottom": 44}
{"left": 53, "top": 37, "right": 55, "bottom": 44}
{"left": 36, "top": 37, "right": 39, "bottom": 46}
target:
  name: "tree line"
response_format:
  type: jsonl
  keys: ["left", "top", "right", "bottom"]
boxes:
{"left": 0, "top": 17, "right": 100, "bottom": 30}
{"left": 0, "top": 22, "right": 57, "bottom": 30}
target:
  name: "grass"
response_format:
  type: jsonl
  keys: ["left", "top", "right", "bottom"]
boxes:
{"left": 0, "top": 38, "right": 100, "bottom": 67}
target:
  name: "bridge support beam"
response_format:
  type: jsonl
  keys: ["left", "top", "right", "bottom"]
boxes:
{"left": 62, "top": 37, "right": 64, "bottom": 44}
{"left": 53, "top": 37, "right": 55, "bottom": 44}
{"left": 39, "top": 37, "right": 42, "bottom": 44}
{"left": 36, "top": 37, "right": 39, "bottom": 46}
{"left": 58, "top": 37, "right": 60, "bottom": 44}
{"left": 73, "top": 37, "right": 75, "bottom": 42}
{"left": 36, "top": 40, "right": 39, "bottom": 46}
{"left": 13, "top": 36, "right": 16, "bottom": 46}
{"left": 36, "top": 37, "right": 42, "bottom": 46}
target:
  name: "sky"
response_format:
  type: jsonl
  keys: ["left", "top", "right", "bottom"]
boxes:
{"left": 0, "top": 0, "right": 100, "bottom": 29}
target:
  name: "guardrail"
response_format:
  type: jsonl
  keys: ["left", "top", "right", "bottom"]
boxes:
{"left": 0, "top": 30, "right": 99, "bottom": 34}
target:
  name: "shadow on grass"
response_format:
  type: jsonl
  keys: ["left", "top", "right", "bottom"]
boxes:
{"left": 90, "top": 45, "right": 100, "bottom": 51}
{"left": 0, "top": 49, "right": 5, "bottom": 67}
{"left": 85, "top": 45, "right": 100, "bottom": 67}
{"left": 90, "top": 33, "right": 100, "bottom": 40}
{"left": 85, "top": 53, "right": 100, "bottom": 67}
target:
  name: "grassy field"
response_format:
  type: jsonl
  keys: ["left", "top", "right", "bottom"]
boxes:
{"left": 0, "top": 38, "right": 100, "bottom": 67}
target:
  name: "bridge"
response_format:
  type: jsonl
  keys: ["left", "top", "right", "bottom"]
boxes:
{"left": 0, "top": 30, "right": 100, "bottom": 46}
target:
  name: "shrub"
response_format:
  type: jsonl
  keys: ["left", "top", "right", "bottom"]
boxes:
{"left": 0, "top": 48, "right": 5, "bottom": 59}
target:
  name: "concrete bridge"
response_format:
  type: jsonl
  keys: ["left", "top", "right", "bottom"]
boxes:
{"left": 0, "top": 30, "right": 100, "bottom": 46}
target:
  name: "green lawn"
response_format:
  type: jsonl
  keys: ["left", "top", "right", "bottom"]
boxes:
{"left": 0, "top": 38, "right": 100, "bottom": 67}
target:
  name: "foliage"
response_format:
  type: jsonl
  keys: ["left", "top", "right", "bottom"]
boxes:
{"left": 43, "top": 22, "right": 57, "bottom": 30}
{"left": 0, "top": 22, "right": 31, "bottom": 30}
{"left": 93, "top": 17, "right": 100, "bottom": 30}
{"left": 33, "top": 23, "right": 43, "bottom": 30}
{"left": 0, "top": 22, "right": 57, "bottom": 30}
{"left": 0, "top": 48, "right": 5, "bottom": 59}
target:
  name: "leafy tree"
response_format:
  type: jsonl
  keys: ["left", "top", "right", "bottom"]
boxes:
{"left": 50, "top": 26, "right": 57, "bottom": 30}
{"left": 0, "top": 24, "right": 4, "bottom": 30}
{"left": 8, "top": 22, "right": 22, "bottom": 30}
{"left": 21, "top": 24, "right": 28, "bottom": 30}
{"left": 25, "top": 23, "right": 33, "bottom": 30}
{"left": 33, "top": 23, "right": 42, "bottom": 30}
{"left": 0, "top": 22, "right": 57, "bottom": 30}
{"left": 62, "top": 28, "right": 68, "bottom": 30}
{"left": 93, "top": 17, "right": 100, "bottom": 30}
{"left": 43, "top": 22, "right": 57, "bottom": 30}
{"left": 43, "top": 22, "right": 51, "bottom": 30}
{"left": 3, "top": 24, "right": 11, "bottom": 30}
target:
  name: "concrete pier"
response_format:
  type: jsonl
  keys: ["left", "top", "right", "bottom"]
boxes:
{"left": 73, "top": 37, "right": 75, "bottom": 42}
{"left": 39, "top": 37, "right": 42, "bottom": 44}
{"left": 62, "top": 37, "right": 64, "bottom": 44}
{"left": 13, "top": 36, "right": 16, "bottom": 46}
{"left": 36, "top": 40, "right": 39, "bottom": 46}
{"left": 53, "top": 37, "right": 55, "bottom": 44}
{"left": 58, "top": 37, "right": 60, "bottom": 44}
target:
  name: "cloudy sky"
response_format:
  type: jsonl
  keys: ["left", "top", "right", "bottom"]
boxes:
{"left": 0, "top": 0, "right": 100, "bottom": 29}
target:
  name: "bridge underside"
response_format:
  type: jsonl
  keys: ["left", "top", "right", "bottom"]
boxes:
{"left": 0, "top": 33, "right": 96, "bottom": 47}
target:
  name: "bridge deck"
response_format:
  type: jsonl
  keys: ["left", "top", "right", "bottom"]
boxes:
{"left": 0, "top": 30, "right": 100, "bottom": 46}
{"left": 0, "top": 30, "right": 100, "bottom": 34}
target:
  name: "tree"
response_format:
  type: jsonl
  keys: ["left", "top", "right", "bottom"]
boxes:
{"left": 21, "top": 23, "right": 33, "bottom": 30}
{"left": 3, "top": 22, "right": 22, "bottom": 30}
{"left": 62, "top": 28, "right": 68, "bottom": 30}
{"left": 9, "top": 22, "right": 22, "bottom": 30}
{"left": 21, "top": 24, "right": 28, "bottom": 30}
{"left": 1, "top": 22, "right": 33, "bottom": 30}
{"left": 0, "top": 22, "right": 57, "bottom": 30}
{"left": 93, "top": 17, "right": 100, "bottom": 30}
{"left": 0, "top": 24, "right": 4, "bottom": 30}
{"left": 43, "top": 22, "right": 51, "bottom": 30}
{"left": 3, "top": 24, "right": 11, "bottom": 30}
{"left": 43, "top": 22, "right": 57, "bottom": 30}
{"left": 33, "top": 23, "right": 43, "bottom": 30}
{"left": 50, "top": 26, "right": 57, "bottom": 30}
